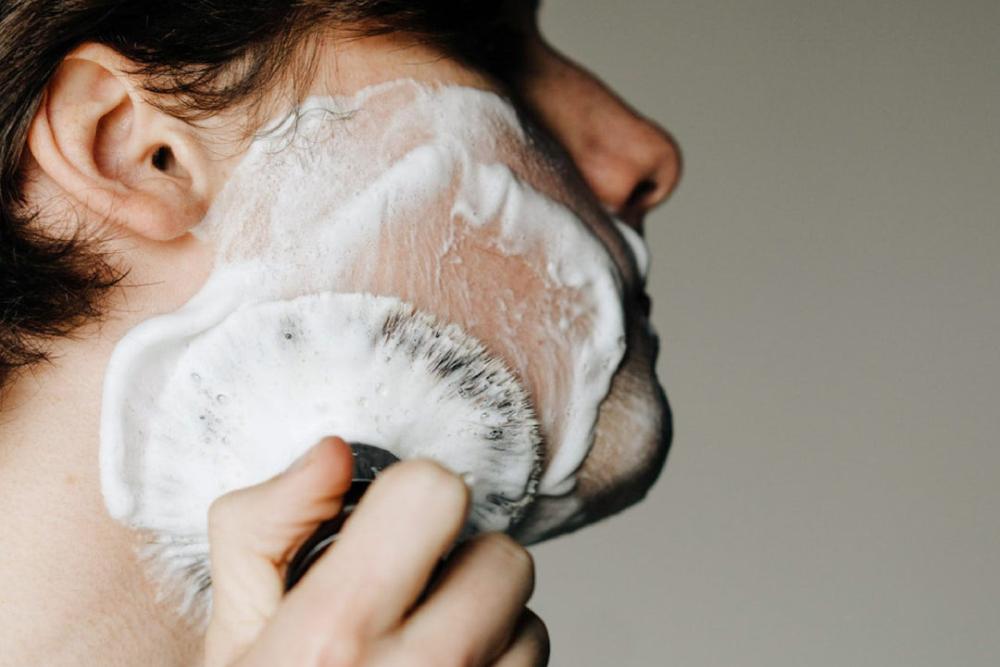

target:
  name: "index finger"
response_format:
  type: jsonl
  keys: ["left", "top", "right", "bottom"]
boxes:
{"left": 205, "top": 436, "right": 354, "bottom": 666}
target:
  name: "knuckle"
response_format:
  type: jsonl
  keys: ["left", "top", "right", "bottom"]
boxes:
{"left": 386, "top": 459, "right": 470, "bottom": 510}
{"left": 312, "top": 636, "right": 365, "bottom": 667}
{"left": 482, "top": 532, "right": 534, "bottom": 582}
{"left": 206, "top": 491, "right": 242, "bottom": 537}
{"left": 396, "top": 458, "right": 453, "bottom": 485}
{"left": 515, "top": 609, "right": 551, "bottom": 666}
{"left": 526, "top": 611, "right": 550, "bottom": 652}
{"left": 407, "top": 643, "right": 473, "bottom": 667}
{"left": 432, "top": 465, "right": 471, "bottom": 509}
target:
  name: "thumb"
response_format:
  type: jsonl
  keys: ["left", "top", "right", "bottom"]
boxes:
{"left": 204, "top": 436, "right": 354, "bottom": 667}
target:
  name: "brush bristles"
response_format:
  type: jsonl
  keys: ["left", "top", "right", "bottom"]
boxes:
{"left": 115, "top": 293, "right": 541, "bottom": 625}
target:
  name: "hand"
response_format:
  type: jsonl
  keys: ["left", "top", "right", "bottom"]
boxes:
{"left": 203, "top": 436, "right": 550, "bottom": 666}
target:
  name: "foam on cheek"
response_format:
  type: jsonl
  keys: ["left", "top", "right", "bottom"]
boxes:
{"left": 185, "top": 79, "right": 626, "bottom": 495}
{"left": 100, "top": 80, "right": 628, "bottom": 614}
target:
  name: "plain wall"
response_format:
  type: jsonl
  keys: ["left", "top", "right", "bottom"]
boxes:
{"left": 529, "top": 1, "right": 1000, "bottom": 665}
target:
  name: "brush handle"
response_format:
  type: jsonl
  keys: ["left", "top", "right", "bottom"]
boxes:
{"left": 283, "top": 443, "right": 400, "bottom": 591}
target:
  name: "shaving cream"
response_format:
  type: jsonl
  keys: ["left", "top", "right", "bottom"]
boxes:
{"left": 100, "top": 80, "right": 629, "bottom": 615}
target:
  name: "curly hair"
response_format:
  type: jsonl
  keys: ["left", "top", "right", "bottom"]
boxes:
{"left": 0, "top": 0, "right": 529, "bottom": 394}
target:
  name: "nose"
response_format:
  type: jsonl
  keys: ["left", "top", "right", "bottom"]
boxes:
{"left": 575, "top": 110, "right": 682, "bottom": 230}
{"left": 512, "top": 42, "right": 682, "bottom": 232}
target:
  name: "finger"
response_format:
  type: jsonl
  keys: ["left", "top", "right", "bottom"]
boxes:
{"left": 270, "top": 459, "right": 470, "bottom": 651}
{"left": 491, "top": 609, "right": 550, "bottom": 667}
{"left": 204, "top": 436, "right": 354, "bottom": 667}
{"left": 399, "top": 533, "right": 535, "bottom": 666}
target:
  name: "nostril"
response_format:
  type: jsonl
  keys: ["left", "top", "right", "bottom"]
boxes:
{"left": 622, "top": 139, "right": 682, "bottom": 217}
{"left": 624, "top": 178, "right": 659, "bottom": 212}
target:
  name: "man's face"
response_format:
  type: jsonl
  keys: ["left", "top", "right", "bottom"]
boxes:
{"left": 97, "top": 19, "right": 680, "bottom": 607}
{"left": 323, "top": 25, "right": 681, "bottom": 537}
{"left": 468, "top": 8, "right": 682, "bottom": 534}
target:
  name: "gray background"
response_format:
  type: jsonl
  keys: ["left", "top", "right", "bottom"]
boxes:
{"left": 529, "top": 1, "right": 1000, "bottom": 665}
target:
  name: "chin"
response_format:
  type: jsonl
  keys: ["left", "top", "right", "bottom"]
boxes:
{"left": 512, "top": 316, "right": 673, "bottom": 544}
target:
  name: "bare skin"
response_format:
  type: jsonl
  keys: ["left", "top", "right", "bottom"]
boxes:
{"left": 0, "top": 15, "right": 679, "bottom": 667}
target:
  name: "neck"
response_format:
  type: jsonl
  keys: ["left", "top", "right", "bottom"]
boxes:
{"left": 0, "top": 233, "right": 208, "bottom": 665}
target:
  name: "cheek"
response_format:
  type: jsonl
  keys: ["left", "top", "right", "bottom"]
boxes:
{"left": 340, "top": 208, "right": 595, "bottom": 474}
{"left": 99, "top": 232, "right": 214, "bottom": 341}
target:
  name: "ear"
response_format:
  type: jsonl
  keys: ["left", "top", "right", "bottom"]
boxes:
{"left": 28, "top": 44, "right": 213, "bottom": 241}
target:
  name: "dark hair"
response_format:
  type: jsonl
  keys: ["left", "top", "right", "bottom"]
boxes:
{"left": 0, "top": 1, "right": 528, "bottom": 395}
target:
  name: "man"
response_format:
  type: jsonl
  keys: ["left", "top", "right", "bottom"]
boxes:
{"left": 0, "top": 1, "right": 680, "bottom": 665}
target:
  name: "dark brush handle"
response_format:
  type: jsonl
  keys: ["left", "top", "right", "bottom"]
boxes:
{"left": 284, "top": 443, "right": 400, "bottom": 591}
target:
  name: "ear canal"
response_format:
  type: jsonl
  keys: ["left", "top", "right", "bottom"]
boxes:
{"left": 148, "top": 144, "right": 194, "bottom": 184}
{"left": 151, "top": 146, "right": 172, "bottom": 172}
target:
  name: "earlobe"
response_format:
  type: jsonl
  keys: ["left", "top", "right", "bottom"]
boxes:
{"left": 27, "top": 44, "right": 212, "bottom": 241}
